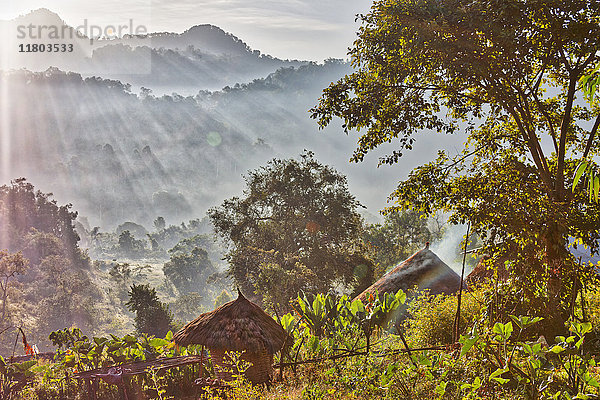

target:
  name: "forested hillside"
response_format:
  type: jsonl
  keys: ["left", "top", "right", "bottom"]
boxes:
{"left": 1, "top": 9, "right": 304, "bottom": 92}
{"left": 1, "top": 2, "right": 600, "bottom": 399}
{"left": 0, "top": 60, "right": 413, "bottom": 229}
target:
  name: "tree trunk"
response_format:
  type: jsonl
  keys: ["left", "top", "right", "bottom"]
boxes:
{"left": 1, "top": 277, "right": 9, "bottom": 323}
{"left": 541, "top": 219, "right": 570, "bottom": 340}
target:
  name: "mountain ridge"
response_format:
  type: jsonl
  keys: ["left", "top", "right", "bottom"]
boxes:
{"left": 1, "top": 9, "right": 307, "bottom": 92}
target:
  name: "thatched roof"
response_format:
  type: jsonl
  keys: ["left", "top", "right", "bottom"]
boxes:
{"left": 466, "top": 254, "right": 509, "bottom": 285}
{"left": 172, "top": 290, "right": 287, "bottom": 353}
{"left": 356, "top": 247, "right": 462, "bottom": 301}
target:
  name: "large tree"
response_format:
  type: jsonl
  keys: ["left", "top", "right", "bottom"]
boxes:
{"left": 0, "top": 178, "right": 83, "bottom": 267}
{"left": 208, "top": 151, "right": 373, "bottom": 309}
{"left": 312, "top": 0, "right": 600, "bottom": 331}
{"left": 126, "top": 284, "right": 174, "bottom": 338}
{"left": 163, "top": 245, "right": 215, "bottom": 293}
{"left": 0, "top": 251, "right": 28, "bottom": 325}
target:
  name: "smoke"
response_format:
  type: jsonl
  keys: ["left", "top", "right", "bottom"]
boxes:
{"left": 430, "top": 223, "right": 471, "bottom": 276}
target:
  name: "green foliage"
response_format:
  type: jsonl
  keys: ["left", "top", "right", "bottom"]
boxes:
{"left": 116, "top": 222, "right": 147, "bottom": 239}
{"left": 208, "top": 151, "right": 374, "bottom": 309}
{"left": 4, "top": 291, "right": 600, "bottom": 400}
{"left": 58, "top": 332, "right": 176, "bottom": 370}
{"left": 0, "top": 251, "right": 29, "bottom": 324}
{"left": 572, "top": 159, "right": 600, "bottom": 203}
{"left": 17, "top": 329, "right": 202, "bottom": 400}
{"left": 0, "top": 179, "right": 81, "bottom": 261}
{"left": 403, "top": 289, "right": 483, "bottom": 346}
{"left": 583, "top": 287, "right": 600, "bottom": 344}
{"left": 311, "top": 0, "right": 600, "bottom": 336}
{"left": 0, "top": 355, "right": 37, "bottom": 399}
{"left": 256, "top": 262, "right": 319, "bottom": 311}
{"left": 125, "top": 284, "right": 174, "bottom": 337}
{"left": 118, "top": 230, "right": 146, "bottom": 255}
{"left": 575, "top": 66, "right": 600, "bottom": 204}
{"left": 148, "top": 218, "right": 212, "bottom": 253}
{"left": 285, "top": 302, "right": 600, "bottom": 400}
{"left": 91, "top": 218, "right": 219, "bottom": 262}
{"left": 289, "top": 289, "right": 406, "bottom": 356}
{"left": 108, "top": 263, "right": 132, "bottom": 284}
{"left": 163, "top": 246, "right": 215, "bottom": 293}
{"left": 0, "top": 180, "right": 98, "bottom": 349}
{"left": 168, "top": 234, "right": 213, "bottom": 256}
{"left": 458, "top": 317, "right": 600, "bottom": 400}
{"left": 296, "top": 292, "right": 335, "bottom": 337}
{"left": 34, "top": 255, "right": 97, "bottom": 340}
{"left": 199, "top": 352, "right": 264, "bottom": 400}
{"left": 48, "top": 328, "right": 86, "bottom": 350}
{"left": 170, "top": 291, "right": 206, "bottom": 322}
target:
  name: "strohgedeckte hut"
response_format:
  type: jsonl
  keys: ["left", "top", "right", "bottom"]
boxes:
{"left": 356, "top": 245, "right": 462, "bottom": 302}
{"left": 172, "top": 290, "right": 287, "bottom": 384}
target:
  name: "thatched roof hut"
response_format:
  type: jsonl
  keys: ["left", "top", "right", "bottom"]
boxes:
{"left": 356, "top": 246, "right": 462, "bottom": 302}
{"left": 173, "top": 290, "right": 287, "bottom": 384}
{"left": 466, "top": 254, "right": 509, "bottom": 285}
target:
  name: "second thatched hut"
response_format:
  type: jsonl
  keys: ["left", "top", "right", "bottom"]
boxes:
{"left": 172, "top": 290, "right": 287, "bottom": 384}
{"left": 356, "top": 246, "right": 462, "bottom": 301}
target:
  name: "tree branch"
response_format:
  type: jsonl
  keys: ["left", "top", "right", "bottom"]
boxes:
{"left": 523, "top": 65, "right": 559, "bottom": 153}
{"left": 508, "top": 107, "right": 554, "bottom": 194}
{"left": 381, "top": 84, "right": 486, "bottom": 104}
{"left": 582, "top": 114, "right": 600, "bottom": 159}
{"left": 556, "top": 74, "right": 579, "bottom": 200}
{"left": 442, "top": 145, "right": 486, "bottom": 172}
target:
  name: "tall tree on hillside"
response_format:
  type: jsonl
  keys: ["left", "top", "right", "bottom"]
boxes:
{"left": 163, "top": 246, "right": 215, "bottom": 293}
{"left": 126, "top": 284, "right": 173, "bottom": 338}
{"left": 0, "top": 178, "right": 83, "bottom": 266}
{"left": 312, "top": 0, "right": 600, "bottom": 333}
{"left": 208, "top": 151, "right": 374, "bottom": 309}
{"left": 0, "top": 251, "right": 28, "bottom": 324}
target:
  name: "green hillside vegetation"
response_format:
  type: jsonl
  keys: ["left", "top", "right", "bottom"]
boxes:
{"left": 1, "top": 148, "right": 599, "bottom": 399}
{"left": 0, "top": 179, "right": 231, "bottom": 354}
{"left": 1, "top": 0, "right": 600, "bottom": 398}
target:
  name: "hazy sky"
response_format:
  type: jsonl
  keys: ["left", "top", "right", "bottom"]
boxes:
{"left": 1, "top": 0, "right": 372, "bottom": 60}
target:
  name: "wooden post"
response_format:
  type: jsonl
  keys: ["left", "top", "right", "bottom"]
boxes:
{"left": 200, "top": 345, "right": 204, "bottom": 378}
{"left": 91, "top": 379, "right": 99, "bottom": 400}
{"left": 453, "top": 222, "right": 470, "bottom": 343}
{"left": 84, "top": 378, "right": 97, "bottom": 400}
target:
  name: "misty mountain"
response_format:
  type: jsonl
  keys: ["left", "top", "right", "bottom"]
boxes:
{"left": 1, "top": 9, "right": 305, "bottom": 92}
{"left": 88, "top": 43, "right": 304, "bottom": 93}
{"left": 111, "top": 24, "right": 264, "bottom": 56}
{"left": 1, "top": 68, "right": 269, "bottom": 227}
{"left": 0, "top": 60, "right": 463, "bottom": 231}
{"left": 0, "top": 11, "right": 466, "bottom": 233}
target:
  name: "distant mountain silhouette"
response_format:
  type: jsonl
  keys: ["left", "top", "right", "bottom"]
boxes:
{"left": 10, "top": 8, "right": 65, "bottom": 26}
{"left": 113, "top": 25, "right": 256, "bottom": 56}
{"left": 1, "top": 8, "right": 92, "bottom": 71}
{"left": 1, "top": 9, "right": 306, "bottom": 92}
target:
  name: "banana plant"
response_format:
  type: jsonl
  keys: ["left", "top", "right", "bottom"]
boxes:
{"left": 346, "top": 290, "right": 407, "bottom": 352}
{"left": 295, "top": 291, "right": 337, "bottom": 337}
{"left": 573, "top": 160, "right": 599, "bottom": 203}
{"left": 0, "top": 356, "right": 36, "bottom": 399}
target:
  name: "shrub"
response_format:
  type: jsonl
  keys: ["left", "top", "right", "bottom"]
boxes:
{"left": 403, "top": 288, "right": 484, "bottom": 346}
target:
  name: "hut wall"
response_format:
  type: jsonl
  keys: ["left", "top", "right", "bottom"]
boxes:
{"left": 211, "top": 348, "right": 273, "bottom": 384}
